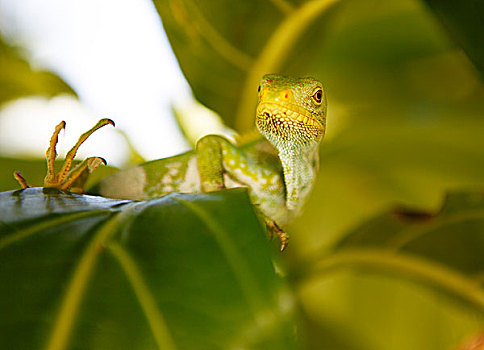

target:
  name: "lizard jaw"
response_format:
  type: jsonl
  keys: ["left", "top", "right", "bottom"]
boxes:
{"left": 256, "top": 102, "right": 324, "bottom": 146}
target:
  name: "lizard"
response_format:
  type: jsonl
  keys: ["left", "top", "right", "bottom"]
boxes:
{"left": 14, "top": 74, "right": 327, "bottom": 251}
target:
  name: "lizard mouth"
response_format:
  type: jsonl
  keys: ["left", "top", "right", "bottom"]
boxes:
{"left": 256, "top": 102, "right": 324, "bottom": 143}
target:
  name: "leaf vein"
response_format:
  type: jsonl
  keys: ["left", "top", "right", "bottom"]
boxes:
{"left": 172, "top": 195, "right": 266, "bottom": 316}
{"left": 108, "top": 242, "right": 178, "bottom": 350}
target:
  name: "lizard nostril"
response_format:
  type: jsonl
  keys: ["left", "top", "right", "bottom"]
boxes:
{"left": 280, "top": 90, "right": 291, "bottom": 101}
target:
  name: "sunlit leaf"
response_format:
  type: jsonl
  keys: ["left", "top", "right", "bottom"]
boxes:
{"left": 298, "top": 191, "right": 484, "bottom": 311}
{"left": 0, "top": 188, "right": 297, "bottom": 349}
{"left": 291, "top": 190, "right": 484, "bottom": 350}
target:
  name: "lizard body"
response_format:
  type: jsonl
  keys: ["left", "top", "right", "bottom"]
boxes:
{"left": 16, "top": 74, "right": 327, "bottom": 249}
{"left": 97, "top": 74, "right": 327, "bottom": 232}
{"left": 96, "top": 138, "right": 291, "bottom": 224}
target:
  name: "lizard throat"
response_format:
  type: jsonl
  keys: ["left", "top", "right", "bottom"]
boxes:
{"left": 256, "top": 102, "right": 324, "bottom": 146}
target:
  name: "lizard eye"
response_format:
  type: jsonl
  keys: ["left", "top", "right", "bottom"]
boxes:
{"left": 258, "top": 85, "right": 261, "bottom": 93}
{"left": 312, "top": 89, "right": 323, "bottom": 105}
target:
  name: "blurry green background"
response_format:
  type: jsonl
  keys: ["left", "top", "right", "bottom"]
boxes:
{"left": 1, "top": 0, "right": 483, "bottom": 349}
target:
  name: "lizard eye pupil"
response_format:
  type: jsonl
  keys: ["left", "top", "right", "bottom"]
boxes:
{"left": 258, "top": 85, "right": 261, "bottom": 93}
{"left": 313, "top": 89, "right": 323, "bottom": 104}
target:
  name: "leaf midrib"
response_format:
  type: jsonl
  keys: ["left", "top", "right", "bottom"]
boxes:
{"left": 108, "top": 242, "right": 178, "bottom": 350}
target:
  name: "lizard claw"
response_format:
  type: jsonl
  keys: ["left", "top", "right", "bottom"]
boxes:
{"left": 265, "top": 219, "right": 289, "bottom": 252}
{"left": 14, "top": 119, "right": 114, "bottom": 192}
{"left": 278, "top": 232, "right": 289, "bottom": 252}
{"left": 13, "top": 171, "right": 29, "bottom": 189}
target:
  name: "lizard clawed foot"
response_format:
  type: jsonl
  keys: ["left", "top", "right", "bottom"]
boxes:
{"left": 265, "top": 219, "right": 289, "bottom": 252}
{"left": 13, "top": 171, "right": 30, "bottom": 189}
{"left": 14, "top": 118, "right": 114, "bottom": 192}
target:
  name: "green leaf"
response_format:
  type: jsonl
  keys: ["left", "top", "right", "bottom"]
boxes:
{"left": 0, "top": 188, "right": 297, "bottom": 349}
{"left": 422, "top": 0, "right": 484, "bottom": 77}
{"left": 0, "top": 36, "right": 76, "bottom": 106}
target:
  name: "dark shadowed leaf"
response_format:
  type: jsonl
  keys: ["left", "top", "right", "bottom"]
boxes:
{"left": 422, "top": 0, "right": 484, "bottom": 77}
{"left": 0, "top": 188, "right": 297, "bottom": 349}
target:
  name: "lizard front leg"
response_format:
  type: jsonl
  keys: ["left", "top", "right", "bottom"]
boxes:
{"left": 264, "top": 219, "right": 289, "bottom": 251}
{"left": 196, "top": 134, "right": 289, "bottom": 250}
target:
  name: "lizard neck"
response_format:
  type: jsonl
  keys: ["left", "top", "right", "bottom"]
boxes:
{"left": 277, "top": 142, "right": 319, "bottom": 212}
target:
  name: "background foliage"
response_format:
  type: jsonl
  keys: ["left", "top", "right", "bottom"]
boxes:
{"left": 0, "top": 0, "right": 483, "bottom": 349}
{"left": 156, "top": 1, "right": 484, "bottom": 348}
{"left": 0, "top": 36, "right": 75, "bottom": 107}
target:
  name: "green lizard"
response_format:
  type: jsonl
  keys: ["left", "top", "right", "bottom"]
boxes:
{"left": 15, "top": 74, "right": 327, "bottom": 250}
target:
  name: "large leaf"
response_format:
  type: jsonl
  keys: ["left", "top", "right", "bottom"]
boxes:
{"left": 0, "top": 36, "right": 75, "bottom": 106}
{"left": 0, "top": 188, "right": 297, "bottom": 349}
{"left": 290, "top": 191, "right": 484, "bottom": 350}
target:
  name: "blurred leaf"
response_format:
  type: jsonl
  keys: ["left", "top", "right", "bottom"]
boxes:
{"left": 422, "top": 0, "right": 484, "bottom": 77}
{"left": 0, "top": 36, "right": 76, "bottom": 106}
{"left": 154, "top": 0, "right": 341, "bottom": 130}
{"left": 291, "top": 190, "right": 484, "bottom": 350}
{"left": 297, "top": 270, "right": 483, "bottom": 350}
{"left": 115, "top": 129, "right": 146, "bottom": 166}
{"left": 0, "top": 187, "right": 297, "bottom": 349}
{"left": 298, "top": 306, "right": 373, "bottom": 350}
{"left": 297, "top": 191, "right": 484, "bottom": 311}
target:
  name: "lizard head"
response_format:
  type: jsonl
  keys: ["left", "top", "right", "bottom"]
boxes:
{"left": 256, "top": 74, "right": 326, "bottom": 151}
